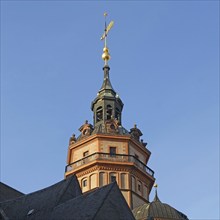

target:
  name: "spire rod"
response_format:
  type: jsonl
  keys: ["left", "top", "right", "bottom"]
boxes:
{"left": 104, "top": 12, "right": 107, "bottom": 48}
{"left": 153, "top": 183, "right": 161, "bottom": 202}
{"left": 100, "top": 12, "right": 114, "bottom": 65}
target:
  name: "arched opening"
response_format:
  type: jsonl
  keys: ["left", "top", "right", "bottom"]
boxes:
{"left": 96, "top": 106, "right": 103, "bottom": 122}
{"left": 99, "top": 172, "right": 106, "bottom": 187}
{"left": 82, "top": 178, "right": 87, "bottom": 187}
{"left": 90, "top": 174, "right": 97, "bottom": 189}
{"left": 109, "top": 172, "right": 117, "bottom": 183}
{"left": 115, "top": 107, "right": 120, "bottom": 120}
{"left": 106, "top": 105, "right": 112, "bottom": 120}
{"left": 110, "top": 123, "right": 115, "bottom": 130}
{"left": 81, "top": 177, "right": 89, "bottom": 193}
{"left": 137, "top": 180, "right": 142, "bottom": 195}
{"left": 121, "top": 173, "right": 127, "bottom": 189}
{"left": 131, "top": 176, "right": 136, "bottom": 192}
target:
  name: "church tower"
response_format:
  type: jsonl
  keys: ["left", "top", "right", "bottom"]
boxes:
{"left": 65, "top": 14, "right": 155, "bottom": 209}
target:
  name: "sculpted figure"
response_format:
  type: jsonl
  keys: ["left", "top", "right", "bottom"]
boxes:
{"left": 69, "top": 133, "right": 76, "bottom": 145}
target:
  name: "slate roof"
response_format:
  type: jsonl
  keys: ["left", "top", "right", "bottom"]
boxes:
{"left": 0, "top": 176, "right": 135, "bottom": 220}
{"left": 99, "top": 65, "right": 115, "bottom": 93}
{"left": 0, "top": 175, "right": 82, "bottom": 219}
{"left": 0, "top": 182, "right": 24, "bottom": 202}
{"left": 26, "top": 182, "right": 135, "bottom": 220}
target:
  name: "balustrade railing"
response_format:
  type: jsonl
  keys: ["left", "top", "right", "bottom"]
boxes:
{"left": 65, "top": 152, "right": 154, "bottom": 177}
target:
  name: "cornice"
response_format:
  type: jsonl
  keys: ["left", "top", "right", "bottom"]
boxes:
{"left": 66, "top": 160, "right": 155, "bottom": 184}
{"left": 129, "top": 167, "right": 155, "bottom": 184}
{"left": 69, "top": 133, "right": 151, "bottom": 155}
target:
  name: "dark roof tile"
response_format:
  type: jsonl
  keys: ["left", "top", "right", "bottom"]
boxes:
{"left": 27, "top": 182, "right": 135, "bottom": 220}
{"left": 0, "top": 182, "right": 24, "bottom": 203}
{"left": 0, "top": 175, "right": 81, "bottom": 219}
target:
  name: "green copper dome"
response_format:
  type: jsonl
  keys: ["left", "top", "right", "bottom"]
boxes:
{"left": 132, "top": 191, "right": 188, "bottom": 220}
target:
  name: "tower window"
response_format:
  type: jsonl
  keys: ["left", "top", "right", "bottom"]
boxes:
{"left": 111, "top": 176, "right": 116, "bottom": 183}
{"left": 106, "top": 105, "right": 112, "bottom": 120}
{"left": 83, "top": 151, "right": 89, "bottom": 157}
{"left": 96, "top": 106, "right": 103, "bottom": 122}
{"left": 109, "top": 173, "right": 117, "bottom": 183}
{"left": 109, "top": 147, "right": 116, "bottom": 157}
{"left": 99, "top": 172, "right": 106, "bottom": 187}
{"left": 110, "top": 123, "right": 115, "bottom": 130}
{"left": 138, "top": 181, "right": 142, "bottom": 194}
{"left": 115, "top": 107, "right": 120, "bottom": 120}
{"left": 131, "top": 176, "right": 136, "bottom": 192}
{"left": 82, "top": 179, "right": 87, "bottom": 187}
{"left": 121, "top": 173, "right": 127, "bottom": 189}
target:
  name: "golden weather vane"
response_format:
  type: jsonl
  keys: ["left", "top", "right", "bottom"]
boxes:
{"left": 100, "top": 12, "right": 114, "bottom": 65}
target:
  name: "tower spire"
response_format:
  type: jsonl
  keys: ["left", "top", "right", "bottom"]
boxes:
{"left": 100, "top": 12, "right": 114, "bottom": 66}
{"left": 91, "top": 13, "right": 123, "bottom": 128}
{"left": 153, "top": 183, "right": 161, "bottom": 202}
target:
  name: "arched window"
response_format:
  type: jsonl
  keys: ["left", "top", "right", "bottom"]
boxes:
{"left": 90, "top": 174, "right": 97, "bottom": 189}
{"left": 81, "top": 177, "right": 88, "bottom": 193}
{"left": 121, "top": 173, "right": 127, "bottom": 189}
{"left": 82, "top": 178, "right": 87, "bottom": 188}
{"left": 115, "top": 107, "right": 120, "bottom": 120}
{"left": 96, "top": 106, "right": 103, "bottom": 122}
{"left": 109, "top": 172, "right": 117, "bottom": 183}
{"left": 110, "top": 123, "right": 115, "bottom": 130}
{"left": 131, "top": 176, "right": 136, "bottom": 192}
{"left": 137, "top": 180, "right": 142, "bottom": 195}
{"left": 99, "top": 172, "right": 106, "bottom": 187}
{"left": 106, "top": 105, "right": 112, "bottom": 120}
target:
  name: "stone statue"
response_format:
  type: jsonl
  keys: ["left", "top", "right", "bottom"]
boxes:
{"left": 69, "top": 133, "right": 76, "bottom": 145}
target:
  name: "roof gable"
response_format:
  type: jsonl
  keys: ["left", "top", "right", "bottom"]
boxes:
{"left": 24, "top": 182, "right": 135, "bottom": 220}
{"left": 0, "top": 182, "right": 24, "bottom": 202}
{"left": 0, "top": 175, "right": 82, "bottom": 219}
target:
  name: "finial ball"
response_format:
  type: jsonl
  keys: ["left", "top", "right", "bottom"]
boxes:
{"left": 103, "top": 47, "right": 109, "bottom": 52}
{"left": 102, "top": 53, "right": 110, "bottom": 61}
{"left": 154, "top": 183, "right": 158, "bottom": 188}
{"left": 102, "top": 47, "right": 110, "bottom": 61}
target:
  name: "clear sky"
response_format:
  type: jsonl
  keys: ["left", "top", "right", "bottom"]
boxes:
{"left": 1, "top": 1, "right": 219, "bottom": 219}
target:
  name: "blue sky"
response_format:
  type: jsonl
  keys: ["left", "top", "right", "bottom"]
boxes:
{"left": 1, "top": 1, "right": 219, "bottom": 219}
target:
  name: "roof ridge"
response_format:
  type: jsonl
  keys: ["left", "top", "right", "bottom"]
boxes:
{"left": 0, "top": 182, "right": 24, "bottom": 195}
{"left": 91, "top": 182, "right": 116, "bottom": 220}
{"left": 55, "top": 175, "right": 81, "bottom": 206}
{"left": 12, "top": 177, "right": 68, "bottom": 198}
